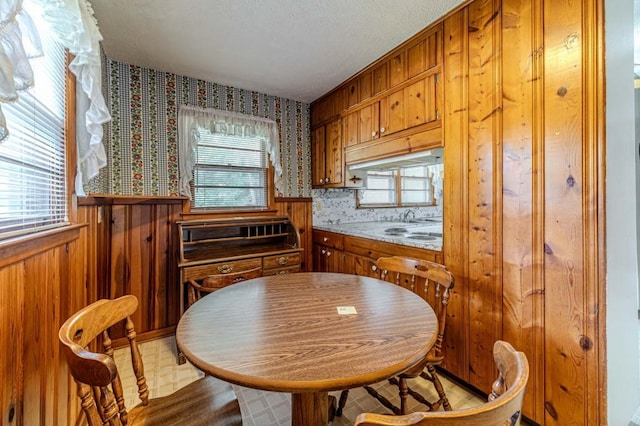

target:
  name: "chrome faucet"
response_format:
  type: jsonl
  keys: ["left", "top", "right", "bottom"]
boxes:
{"left": 402, "top": 209, "right": 416, "bottom": 222}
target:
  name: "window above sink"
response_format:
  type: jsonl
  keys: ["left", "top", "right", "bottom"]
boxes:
{"left": 352, "top": 148, "right": 444, "bottom": 209}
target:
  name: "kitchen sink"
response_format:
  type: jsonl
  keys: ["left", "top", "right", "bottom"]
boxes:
{"left": 384, "top": 227, "right": 409, "bottom": 234}
{"left": 407, "top": 235, "right": 437, "bottom": 241}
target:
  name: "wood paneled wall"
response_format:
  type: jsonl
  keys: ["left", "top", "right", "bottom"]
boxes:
{"left": 274, "top": 198, "right": 313, "bottom": 271}
{"left": 78, "top": 196, "right": 185, "bottom": 342}
{"left": 0, "top": 227, "right": 87, "bottom": 425}
{"left": 442, "top": 0, "right": 605, "bottom": 424}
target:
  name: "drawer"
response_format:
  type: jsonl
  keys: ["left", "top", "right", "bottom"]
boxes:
{"left": 263, "top": 264, "right": 301, "bottom": 276}
{"left": 344, "top": 235, "right": 393, "bottom": 261}
{"left": 263, "top": 252, "right": 301, "bottom": 269}
{"left": 195, "top": 267, "right": 262, "bottom": 291}
{"left": 182, "top": 258, "right": 262, "bottom": 281}
{"left": 312, "top": 230, "right": 344, "bottom": 249}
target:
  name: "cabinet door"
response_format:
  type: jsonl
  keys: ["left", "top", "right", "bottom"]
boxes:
{"left": 325, "top": 119, "right": 343, "bottom": 186}
{"left": 311, "top": 126, "right": 326, "bottom": 187}
{"left": 405, "top": 78, "right": 427, "bottom": 129}
{"left": 382, "top": 88, "right": 405, "bottom": 136}
{"left": 343, "top": 110, "right": 359, "bottom": 147}
{"left": 408, "top": 40, "right": 426, "bottom": 78}
{"left": 359, "top": 102, "right": 380, "bottom": 144}
{"left": 359, "top": 71, "right": 373, "bottom": 102}
{"left": 313, "top": 244, "right": 343, "bottom": 273}
{"left": 388, "top": 51, "right": 407, "bottom": 88}
{"left": 343, "top": 252, "right": 378, "bottom": 278}
{"left": 373, "top": 62, "right": 388, "bottom": 95}
{"left": 346, "top": 81, "right": 359, "bottom": 108}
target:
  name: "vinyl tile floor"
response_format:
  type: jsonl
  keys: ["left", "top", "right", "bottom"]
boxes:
{"left": 114, "top": 336, "right": 486, "bottom": 425}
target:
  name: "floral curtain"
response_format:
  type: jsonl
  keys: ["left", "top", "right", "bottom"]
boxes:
{"left": 0, "top": 0, "right": 110, "bottom": 196}
{"left": 178, "top": 105, "right": 282, "bottom": 198}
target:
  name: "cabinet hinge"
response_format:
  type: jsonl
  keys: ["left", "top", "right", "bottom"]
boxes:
{"left": 436, "top": 109, "right": 440, "bottom": 120}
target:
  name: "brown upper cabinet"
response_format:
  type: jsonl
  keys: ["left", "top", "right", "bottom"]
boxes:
{"left": 312, "top": 24, "right": 443, "bottom": 165}
{"left": 311, "top": 118, "right": 343, "bottom": 187}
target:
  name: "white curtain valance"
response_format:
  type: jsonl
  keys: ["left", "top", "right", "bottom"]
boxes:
{"left": 178, "top": 105, "right": 282, "bottom": 198}
{"left": 0, "top": 0, "right": 110, "bottom": 195}
{"left": 0, "top": 0, "right": 42, "bottom": 138}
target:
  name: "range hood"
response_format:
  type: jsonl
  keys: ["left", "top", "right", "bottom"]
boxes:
{"left": 348, "top": 148, "right": 443, "bottom": 171}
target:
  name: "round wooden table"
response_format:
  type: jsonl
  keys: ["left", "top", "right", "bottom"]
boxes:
{"left": 176, "top": 272, "right": 438, "bottom": 426}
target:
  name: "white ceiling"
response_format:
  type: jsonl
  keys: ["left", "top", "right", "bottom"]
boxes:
{"left": 90, "top": 0, "right": 466, "bottom": 103}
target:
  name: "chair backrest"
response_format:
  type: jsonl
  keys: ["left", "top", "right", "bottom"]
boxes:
{"left": 59, "top": 295, "right": 148, "bottom": 426}
{"left": 355, "top": 340, "right": 530, "bottom": 426}
{"left": 375, "top": 256, "right": 454, "bottom": 361}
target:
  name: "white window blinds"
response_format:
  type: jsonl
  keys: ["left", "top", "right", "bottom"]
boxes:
{"left": 192, "top": 130, "right": 268, "bottom": 209}
{"left": 0, "top": 23, "right": 67, "bottom": 239}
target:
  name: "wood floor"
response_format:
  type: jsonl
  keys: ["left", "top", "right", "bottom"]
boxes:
{"left": 114, "top": 336, "right": 486, "bottom": 425}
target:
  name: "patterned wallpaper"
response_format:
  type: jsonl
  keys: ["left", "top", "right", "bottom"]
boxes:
{"left": 87, "top": 58, "right": 312, "bottom": 197}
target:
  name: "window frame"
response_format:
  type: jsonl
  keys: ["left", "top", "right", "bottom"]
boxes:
{"left": 186, "top": 131, "right": 276, "bottom": 214}
{"left": 356, "top": 165, "right": 436, "bottom": 209}
{"left": 0, "top": 49, "right": 79, "bottom": 256}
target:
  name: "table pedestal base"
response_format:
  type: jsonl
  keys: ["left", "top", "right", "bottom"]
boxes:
{"left": 291, "top": 392, "right": 336, "bottom": 426}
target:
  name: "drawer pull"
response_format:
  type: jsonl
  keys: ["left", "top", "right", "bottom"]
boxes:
{"left": 277, "top": 256, "right": 288, "bottom": 265}
{"left": 323, "top": 237, "right": 328, "bottom": 242}
{"left": 217, "top": 264, "right": 233, "bottom": 274}
{"left": 277, "top": 270, "right": 290, "bottom": 275}
{"left": 233, "top": 276, "right": 247, "bottom": 283}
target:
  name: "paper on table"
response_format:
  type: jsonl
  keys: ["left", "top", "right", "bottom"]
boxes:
{"left": 337, "top": 306, "right": 357, "bottom": 315}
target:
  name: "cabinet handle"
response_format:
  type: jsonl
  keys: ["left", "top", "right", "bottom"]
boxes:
{"left": 323, "top": 237, "right": 328, "bottom": 242}
{"left": 218, "top": 264, "right": 233, "bottom": 274}
{"left": 380, "top": 126, "right": 386, "bottom": 134}
{"left": 372, "top": 265, "right": 377, "bottom": 271}
{"left": 372, "top": 131, "right": 377, "bottom": 138}
{"left": 327, "top": 251, "right": 332, "bottom": 257}
{"left": 319, "top": 178, "right": 324, "bottom": 184}
{"left": 321, "top": 249, "right": 326, "bottom": 255}
{"left": 277, "top": 256, "right": 288, "bottom": 265}
{"left": 325, "top": 177, "right": 331, "bottom": 183}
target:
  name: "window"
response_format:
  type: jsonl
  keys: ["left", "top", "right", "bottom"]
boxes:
{"left": 178, "top": 106, "right": 281, "bottom": 211}
{"left": 358, "top": 165, "right": 435, "bottom": 208}
{"left": 191, "top": 130, "right": 269, "bottom": 209}
{"left": 0, "top": 16, "right": 68, "bottom": 240}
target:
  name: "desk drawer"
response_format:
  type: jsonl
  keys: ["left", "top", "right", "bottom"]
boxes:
{"left": 197, "top": 267, "right": 262, "bottom": 291}
{"left": 263, "top": 252, "right": 301, "bottom": 269}
{"left": 182, "top": 258, "right": 262, "bottom": 281}
{"left": 263, "top": 264, "right": 301, "bottom": 276}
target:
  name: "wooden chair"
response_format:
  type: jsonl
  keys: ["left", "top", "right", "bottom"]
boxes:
{"left": 59, "top": 295, "right": 243, "bottom": 425}
{"left": 337, "top": 256, "right": 455, "bottom": 416}
{"left": 186, "top": 267, "right": 262, "bottom": 307}
{"left": 354, "top": 340, "right": 529, "bottom": 425}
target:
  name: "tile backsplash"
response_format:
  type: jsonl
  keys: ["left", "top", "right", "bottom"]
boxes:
{"left": 312, "top": 188, "right": 443, "bottom": 225}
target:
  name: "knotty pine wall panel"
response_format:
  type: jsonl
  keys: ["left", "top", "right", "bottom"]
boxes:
{"left": 442, "top": 8, "right": 470, "bottom": 383}
{"left": 501, "top": 0, "right": 545, "bottom": 420}
{"left": 442, "top": 0, "right": 604, "bottom": 424}
{"left": 466, "top": 0, "right": 503, "bottom": 391}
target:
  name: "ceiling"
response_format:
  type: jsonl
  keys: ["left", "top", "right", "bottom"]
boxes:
{"left": 90, "top": 0, "right": 466, "bottom": 103}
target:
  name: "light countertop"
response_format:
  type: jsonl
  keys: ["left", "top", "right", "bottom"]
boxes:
{"left": 313, "top": 220, "right": 442, "bottom": 252}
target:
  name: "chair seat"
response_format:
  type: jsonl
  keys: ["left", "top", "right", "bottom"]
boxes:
{"left": 399, "top": 351, "right": 445, "bottom": 378}
{"left": 127, "top": 375, "right": 242, "bottom": 425}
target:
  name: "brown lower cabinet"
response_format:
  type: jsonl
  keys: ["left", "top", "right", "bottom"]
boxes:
{"left": 313, "top": 229, "right": 443, "bottom": 276}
